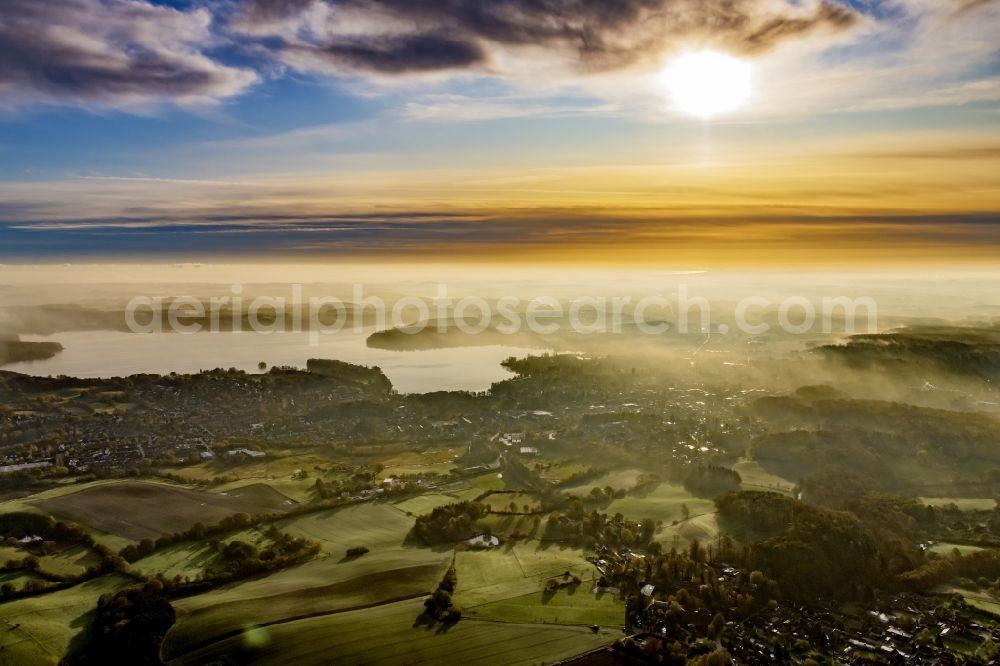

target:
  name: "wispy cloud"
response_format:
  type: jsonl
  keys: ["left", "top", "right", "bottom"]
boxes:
{"left": 75, "top": 175, "right": 248, "bottom": 186}
{"left": 398, "top": 94, "right": 618, "bottom": 122}
{"left": 2, "top": 206, "right": 998, "bottom": 261}
{"left": 1, "top": 0, "right": 996, "bottom": 121}
{"left": 0, "top": 0, "right": 257, "bottom": 111}
{"left": 225, "top": 0, "right": 999, "bottom": 122}
{"left": 744, "top": 0, "right": 1000, "bottom": 116}
{"left": 233, "top": 0, "right": 859, "bottom": 76}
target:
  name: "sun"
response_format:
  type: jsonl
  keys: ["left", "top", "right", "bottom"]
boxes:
{"left": 661, "top": 51, "right": 753, "bottom": 118}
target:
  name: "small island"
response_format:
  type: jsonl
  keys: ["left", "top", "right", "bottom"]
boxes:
{"left": 0, "top": 333, "right": 64, "bottom": 366}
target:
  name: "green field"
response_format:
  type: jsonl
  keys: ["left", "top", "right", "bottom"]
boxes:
{"left": 482, "top": 492, "right": 542, "bottom": 513}
{"left": 163, "top": 547, "right": 452, "bottom": 659}
{"left": 733, "top": 459, "right": 796, "bottom": 495}
{"left": 166, "top": 453, "right": 342, "bottom": 503}
{"left": 562, "top": 468, "right": 645, "bottom": 496}
{"left": 392, "top": 493, "right": 466, "bottom": 515}
{"left": 510, "top": 542, "right": 595, "bottom": 579}
{"left": 378, "top": 447, "right": 463, "bottom": 480}
{"left": 964, "top": 595, "right": 1000, "bottom": 617}
{"left": 0, "top": 481, "right": 118, "bottom": 516}
{"left": 456, "top": 543, "right": 594, "bottom": 600}
{"left": 0, "top": 544, "right": 24, "bottom": 564}
{"left": 926, "top": 542, "right": 986, "bottom": 557}
{"left": 0, "top": 574, "right": 131, "bottom": 665}
{"left": 0, "top": 480, "right": 168, "bottom": 552}
{"left": 538, "top": 461, "right": 591, "bottom": 484}
{"left": 947, "top": 587, "right": 1000, "bottom": 617}
{"left": 0, "top": 569, "right": 50, "bottom": 592}
{"left": 216, "top": 477, "right": 317, "bottom": 503}
{"left": 168, "top": 453, "right": 331, "bottom": 480}
{"left": 456, "top": 548, "right": 528, "bottom": 596}
{"left": 467, "top": 473, "right": 509, "bottom": 493}
{"left": 2, "top": 474, "right": 677, "bottom": 663}
{"left": 162, "top": 502, "right": 453, "bottom": 658}
{"left": 476, "top": 513, "right": 543, "bottom": 538}
{"left": 657, "top": 513, "right": 721, "bottom": 548}
{"left": 170, "top": 598, "right": 617, "bottom": 666}
{"left": 132, "top": 524, "right": 277, "bottom": 581}
{"left": 9, "top": 478, "right": 159, "bottom": 504}
{"left": 919, "top": 497, "right": 997, "bottom": 511}
{"left": 380, "top": 462, "right": 457, "bottom": 478}
{"left": 469, "top": 589, "right": 624, "bottom": 626}
{"left": 453, "top": 541, "right": 623, "bottom": 628}
{"left": 391, "top": 475, "right": 527, "bottom": 516}
{"left": 606, "top": 482, "right": 714, "bottom": 526}
{"left": 276, "top": 503, "right": 415, "bottom": 554}
{"left": 448, "top": 485, "right": 492, "bottom": 502}
{"left": 133, "top": 539, "right": 226, "bottom": 580}
{"left": 32, "top": 480, "right": 297, "bottom": 542}
{"left": 37, "top": 544, "right": 104, "bottom": 578}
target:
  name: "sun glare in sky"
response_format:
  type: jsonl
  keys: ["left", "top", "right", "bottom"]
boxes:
{"left": 661, "top": 51, "right": 753, "bottom": 118}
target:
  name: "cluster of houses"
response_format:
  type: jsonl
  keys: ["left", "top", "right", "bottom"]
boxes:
{"left": 225, "top": 448, "right": 266, "bottom": 459}
{"left": 598, "top": 534, "right": 1000, "bottom": 666}
{"left": 497, "top": 432, "right": 524, "bottom": 448}
{"left": 495, "top": 432, "right": 546, "bottom": 457}
{"left": 0, "top": 368, "right": 403, "bottom": 476}
{"left": 1, "top": 351, "right": 761, "bottom": 496}
{"left": 630, "top": 585, "right": 1000, "bottom": 664}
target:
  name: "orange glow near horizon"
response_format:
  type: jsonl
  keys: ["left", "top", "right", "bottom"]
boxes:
{"left": 1, "top": 130, "right": 997, "bottom": 267}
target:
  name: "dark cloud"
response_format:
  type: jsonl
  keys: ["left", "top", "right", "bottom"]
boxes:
{"left": 0, "top": 0, "right": 256, "bottom": 108}
{"left": 302, "top": 34, "right": 486, "bottom": 74}
{"left": 242, "top": 0, "right": 314, "bottom": 23}
{"left": 743, "top": 3, "right": 857, "bottom": 53}
{"left": 0, "top": 0, "right": 861, "bottom": 106}
{"left": 236, "top": 0, "right": 861, "bottom": 75}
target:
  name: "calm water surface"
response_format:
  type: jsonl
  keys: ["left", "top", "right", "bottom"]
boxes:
{"left": 7, "top": 331, "right": 546, "bottom": 394}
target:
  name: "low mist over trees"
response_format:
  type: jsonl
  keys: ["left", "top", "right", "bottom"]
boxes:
{"left": 717, "top": 491, "right": 880, "bottom": 600}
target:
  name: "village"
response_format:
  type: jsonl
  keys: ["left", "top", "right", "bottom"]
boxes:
{"left": 3, "top": 355, "right": 1000, "bottom": 665}
{"left": 0, "top": 355, "right": 748, "bottom": 490}
{"left": 579, "top": 542, "right": 1000, "bottom": 665}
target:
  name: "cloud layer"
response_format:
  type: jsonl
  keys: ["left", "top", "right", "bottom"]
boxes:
{"left": 1, "top": 0, "right": 996, "bottom": 116}
{"left": 2, "top": 207, "right": 998, "bottom": 262}
{"left": 0, "top": 0, "right": 256, "bottom": 108}
{"left": 236, "top": 0, "right": 859, "bottom": 75}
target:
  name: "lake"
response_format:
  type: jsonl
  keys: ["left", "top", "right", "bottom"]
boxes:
{"left": 5, "top": 331, "right": 547, "bottom": 394}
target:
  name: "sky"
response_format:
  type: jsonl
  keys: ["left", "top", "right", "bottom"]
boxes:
{"left": 0, "top": 0, "right": 998, "bottom": 265}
